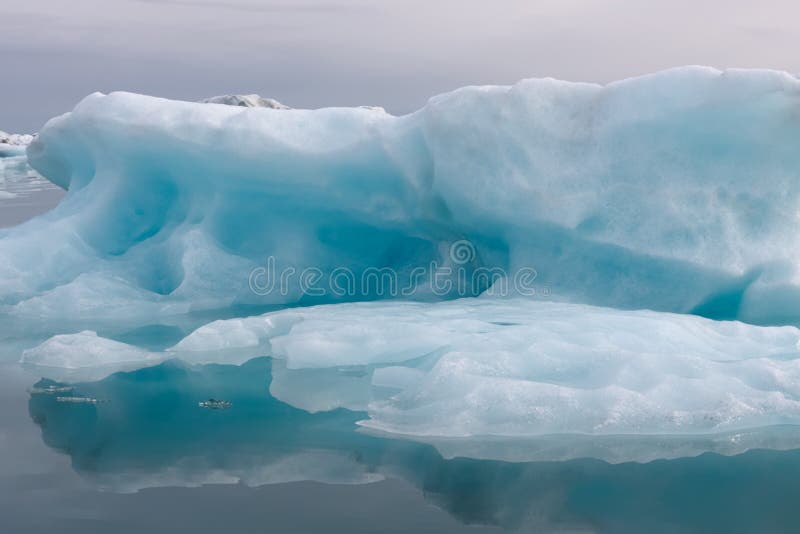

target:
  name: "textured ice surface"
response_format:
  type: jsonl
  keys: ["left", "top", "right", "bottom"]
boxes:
{"left": 21, "top": 330, "right": 165, "bottom": 382}
{"left": 25, "top": 298, "right": 800, "bottom": 439}
{"left": 201, "top": 94, "right": 290, "bottom": 109}
{"left": 4, "top": 67, "right": 800, "bottom": 323}
{"left": 201, "top": 94, "right": 383, "bottom": 113}
{"left": 175, "top": 299, "right": 800, "bottom": 437}
{"left": 0, "top": 130, "right": 33, "bottom": 157}
{"left": 0, "top": 130, "right": 34, "bottom": 144}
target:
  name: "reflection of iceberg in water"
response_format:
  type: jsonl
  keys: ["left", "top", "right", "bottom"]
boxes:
{"left": 27, "top": 359, "right": 800, "bottom": 532}
{"left": 28, "top": 358, "right": 386, "bottom": 491}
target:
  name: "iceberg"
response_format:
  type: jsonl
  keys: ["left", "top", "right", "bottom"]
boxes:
{"left": 2, "top": 66, "right": 800, "bottom": 323}
{"left": 8, "top": 66, "right": 800, "bottom": 455}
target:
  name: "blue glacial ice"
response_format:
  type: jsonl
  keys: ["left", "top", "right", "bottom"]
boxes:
{"left": 8, "top": 66, "right": 800, "bottom": 451}
{"left": 4, "top": 66, "right": 800, "bottom": 322}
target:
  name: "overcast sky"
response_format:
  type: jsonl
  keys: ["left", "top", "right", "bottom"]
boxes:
{"left": 2, "top": 0, "right": 800, "bottom": 132}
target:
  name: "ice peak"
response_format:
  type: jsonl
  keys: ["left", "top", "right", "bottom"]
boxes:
{"left": 201, "top": 94, "right": 290, "bottom": 109}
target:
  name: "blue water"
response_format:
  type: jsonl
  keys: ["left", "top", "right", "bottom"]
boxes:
{"left": 0, "top": 356, "right": 798, "bottom": 533}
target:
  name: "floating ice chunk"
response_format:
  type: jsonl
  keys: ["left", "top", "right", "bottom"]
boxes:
{"left": 176, "top": 298, "right": 800, "bottom": 436}
{"left": 20, "top": 330, "right": 165, "bottom": 382}
{"left": 0, "top": 130, "right": 33, "bottom": 157}
{"left": 0, "top": 130, "right": 34, "bottom": 146}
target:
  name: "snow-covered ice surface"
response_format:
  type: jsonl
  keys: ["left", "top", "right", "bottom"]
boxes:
{"left": 7, "top": 66, "right": 800, "bottom": 463}
{"left": 201, "top": 94, "right": 290, "bottom": 109}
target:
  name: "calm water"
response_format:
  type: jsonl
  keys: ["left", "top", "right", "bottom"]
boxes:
{"left": 3, "top": 187, "right": 800, "bottom": 533}
{"left": 0, "top": 164, "right": 62, "bottom": 229}
{"left": 3, "top": 357, "right": 800, "bottom": 533}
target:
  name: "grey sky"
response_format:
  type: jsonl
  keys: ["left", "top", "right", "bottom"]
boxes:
{"left": 2, "top": 0, "right": 800, "bottom": 132}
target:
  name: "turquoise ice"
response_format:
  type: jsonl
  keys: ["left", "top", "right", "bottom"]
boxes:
{"left": 7, "top": 66, "right": 800, "bottom": 447}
